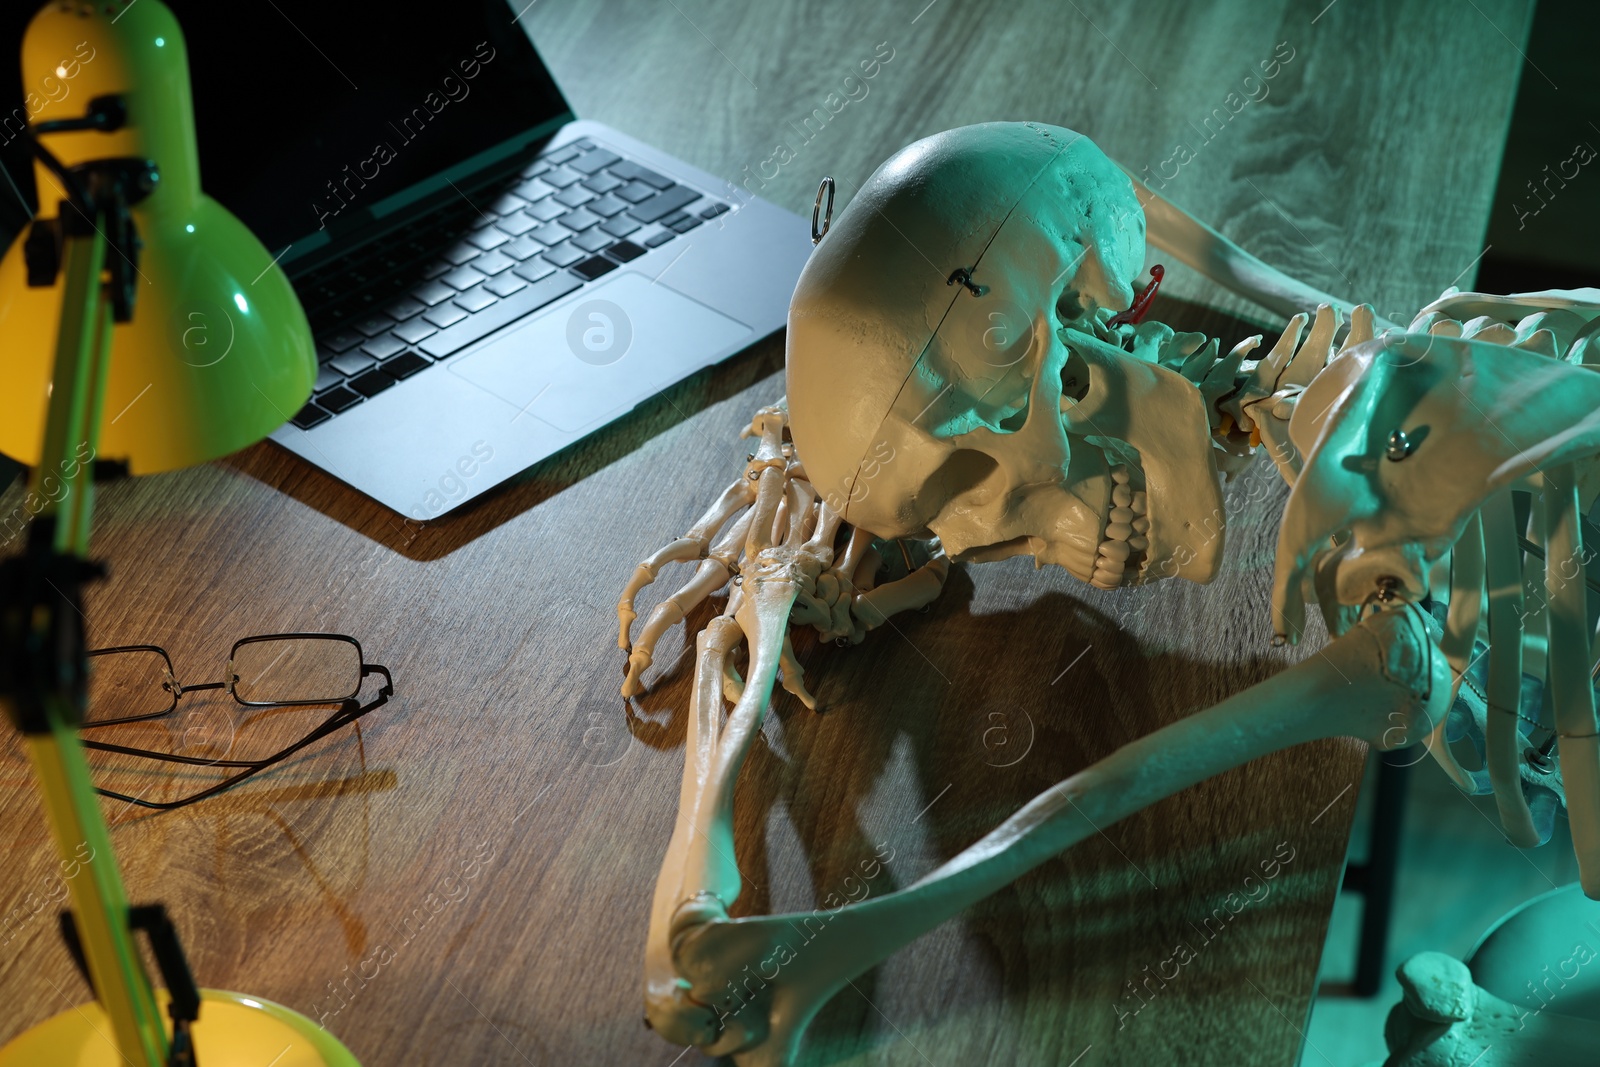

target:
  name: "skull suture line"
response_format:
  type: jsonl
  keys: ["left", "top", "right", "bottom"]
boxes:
{"left": 787, "top": 121, "right": 1228, "bottom": 587}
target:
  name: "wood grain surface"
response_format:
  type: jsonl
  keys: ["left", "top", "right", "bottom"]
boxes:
{"left": 0, "top": 1, "right": 1536, "bottom": 1064}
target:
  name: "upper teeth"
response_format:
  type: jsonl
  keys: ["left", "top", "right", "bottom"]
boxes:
{"left": 1090, "top": 463, "right": 1148, "bottom": 589}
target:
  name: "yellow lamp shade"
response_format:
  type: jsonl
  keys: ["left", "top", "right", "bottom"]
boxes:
{"left": 0, "top": 0, "right": 315, "bottom": 474}
{"left": 0, "top": 988, "right": 360, "bottom": 1066}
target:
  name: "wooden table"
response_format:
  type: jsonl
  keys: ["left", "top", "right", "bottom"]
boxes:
{"left": 0, "top": 1, "right": 1535, "bottom": 1063}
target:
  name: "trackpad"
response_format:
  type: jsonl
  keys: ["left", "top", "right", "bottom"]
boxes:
{"left": 448, "top": 272, "right": 752, "bottom": 434}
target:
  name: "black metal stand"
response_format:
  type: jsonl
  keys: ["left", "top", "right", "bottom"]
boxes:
{"left": 1341, "top": 747, "right": 1415, "bottom": 996}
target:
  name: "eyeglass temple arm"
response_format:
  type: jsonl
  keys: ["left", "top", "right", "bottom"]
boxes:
{"left": 92, "top": 671, "right": 395, "bottom": 810}
{"left": 363, "top": 662, "right": 394, "bottom": 699}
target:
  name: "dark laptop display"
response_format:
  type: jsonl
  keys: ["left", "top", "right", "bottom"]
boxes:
{"left": 4, "top": 1, "right": 568, "bottom": 257}
{"left": 183, "top": 1, "right": 570, "bottom": 259}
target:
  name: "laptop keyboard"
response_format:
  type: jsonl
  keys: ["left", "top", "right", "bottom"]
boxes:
{"left": 287, "top": 138, "right": 732, "bottom": 430}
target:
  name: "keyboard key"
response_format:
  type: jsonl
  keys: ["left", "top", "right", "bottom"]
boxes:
{"left": 319, "top": 386, "right": 362, "bottom": 413}
{"left": 496, "top": 211, "right": 537, "bottom": 236}
{"left": 393, "top": 319, "right": 438, "bottom": 345}
{"left": 587, "top": 194, "right": 628, "bottom": 218}
{"left": 570, "top": 148, "right": 620, "bottom": 174}
{"left": 424, "top": 304, "right": 469, "bottom": 329}
{"left": 468, "top": 227, "right": 510, "bottom": 251}
{"left": 503, "top": 236, "right": 544, "bottom": 261}
{"left": 644, "top": 230, "right": 675, "bottom": 248}
{"left": 572, "top": 229, "right": 612, "bottom": 253}
{"left": 600, "top": 215, "right": 641, "bottom": 238}
{"left": 609, "top": 160, "right": 674, "bottom": 189}
{"left": 290, "top": 403, "right": 331, "bottom": 430}
{"left": 490, "top": 192, "right": 528, "bottom": 215}
{"left": 413, "top": 280, "right": 456, "bottom": 306}
{"left": 541, "top": 165, "right": 582, "bottom": 188}
{"left": 443, "top": 241, "right": 481, "bottom": 266}
{"left": 606, "top": 240, "right": 647, "bottom": 262}
{"left": 526, "top": 197, "right": 566, "bottom": 222}
{"left": 554, "top": 185, "right": 594, "bottom": 209}
{"left": 384, "top": 296, "right": 426, "bottom": 321}
{"left": 521, "top": 159, "right": 550, "bottom": 178}
{"left": 512, "top": 260, "right": 556, "bottom": 284}
{"left": 442, "top": 266, "right": 488, "bottom": 291}
{"left": 321, "top": 329, "right": 363, "bottom": 353}
{"left": 516, "top": 175, "right": 556, "bottom": 200}
{"left": 547, "top": 145, "right": 580, "bottom": 165}
{"left": 659, "top": 210, "right": 690, "bottom": 228}
{"left": 581, "top": 172, "right": 624, "bottom": 195}
{"left": 571, "top": 138, "right": 594, "bottom": 150}
{"left": 700, "top": 201, "right": 730, "bottom": 219}
{"left": 542, "top": 242, "right": 586, "bottom": 268}
{"left": 330, "top": 350, "right": 377, "bottom": 377}
{"left": 474, "top": 250, "right": 516, "bottom": 276}
{"left": 558, "top": 208, "right": 601, "bottom": 232}
{"left": 530, "top": 222, "right": 570, "bottom": 246}
{"left": 454, "top": 286, "right": 498, "bottom": 313}
{"left": 615, "top": 181, "right": 657, "bottom": 204}
{"left": 314, "top": 365, "right": 343, "bottom": 391}
{"left": 361, "top": 335, "right": 407, "bottom": 360}
{"left": 671, "top": 216, "right": 704, "bottom": 234}
{"left": 571, "top": 255, "right": 618, "bottom": 281}
{"left": 349, "top": 368, "right": 397, "bottom": 398}
{"left": 630, "top": 186, "right": 701, "bottom": 223}
{"left": 351, "top": 314, "right": 394, "bottom": 338}
{"left": 382, "top": 351, "right": 431, "bottom": 379}
{"left": 486, "top": 274, "right": 528, "bottom": 297}
{"left": 420, "top": 271, "right": 583, "bottom": 358}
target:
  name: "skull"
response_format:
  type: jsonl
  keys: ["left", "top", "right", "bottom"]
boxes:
{"left": 787, "top": 122, "right": 1226, "bottom": 587}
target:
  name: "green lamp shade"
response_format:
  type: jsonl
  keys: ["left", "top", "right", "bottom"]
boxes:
{"left": 0, "top": 0, "right": 314, "bottom": 475}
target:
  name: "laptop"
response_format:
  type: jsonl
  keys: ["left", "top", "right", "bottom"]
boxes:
{"left": 137, "top": 0, "right": 808, "bottom": 519}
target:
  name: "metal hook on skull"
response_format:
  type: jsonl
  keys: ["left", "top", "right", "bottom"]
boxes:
{"left": 812, "top": 176, "right": 835, "bottom": 245}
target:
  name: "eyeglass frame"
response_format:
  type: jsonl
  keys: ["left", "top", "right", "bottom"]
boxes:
{"left": 82, "top": 632, "right": 376, "bottom": 726}
{"left": 77, "top": 632, "right": 394, "bottom": 810}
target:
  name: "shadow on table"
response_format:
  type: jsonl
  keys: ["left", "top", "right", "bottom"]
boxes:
{"left": 222, "top": 334, "right": 786, "bottom": 563}
{"left": 618, "top": 556, "right": 1347, "bottom": 1064}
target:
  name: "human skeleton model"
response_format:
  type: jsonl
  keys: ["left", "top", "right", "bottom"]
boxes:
{"left": 614, "top": 122, "right": 1600, "bottom": 1066}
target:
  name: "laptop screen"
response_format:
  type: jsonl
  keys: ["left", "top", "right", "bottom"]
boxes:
{"left": 0, "top": 0, "right": 570, "bottom": 255}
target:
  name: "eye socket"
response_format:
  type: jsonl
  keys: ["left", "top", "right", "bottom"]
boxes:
{"left": 1055, "top": 288, "right": 1086, "bottom": 324}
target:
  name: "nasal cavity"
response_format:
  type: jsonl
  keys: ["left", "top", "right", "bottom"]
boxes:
{"left": 997, "top": 398, "right": 1029, "bottom": 433}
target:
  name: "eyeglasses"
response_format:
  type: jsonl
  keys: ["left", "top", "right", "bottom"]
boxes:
{"left": 79, "top": 632, "right": 393, "bottom": 810}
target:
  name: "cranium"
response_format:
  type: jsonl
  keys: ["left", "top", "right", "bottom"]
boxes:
{"left": 786, "top": 121, "right": 1226, "bottom": 587}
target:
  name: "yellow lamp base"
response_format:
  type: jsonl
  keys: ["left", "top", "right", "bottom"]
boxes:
{"left": 0, "top": 989, "right": 359, "bottom": 1066}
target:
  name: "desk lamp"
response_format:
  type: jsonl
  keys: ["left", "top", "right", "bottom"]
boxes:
{"left": 0, "top": 2, "right": 355, "bottom": 1064}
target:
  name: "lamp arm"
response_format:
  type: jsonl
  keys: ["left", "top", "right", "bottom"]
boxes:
{"left": 0, "top": 138, "right": 171, "bottom": 1066}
